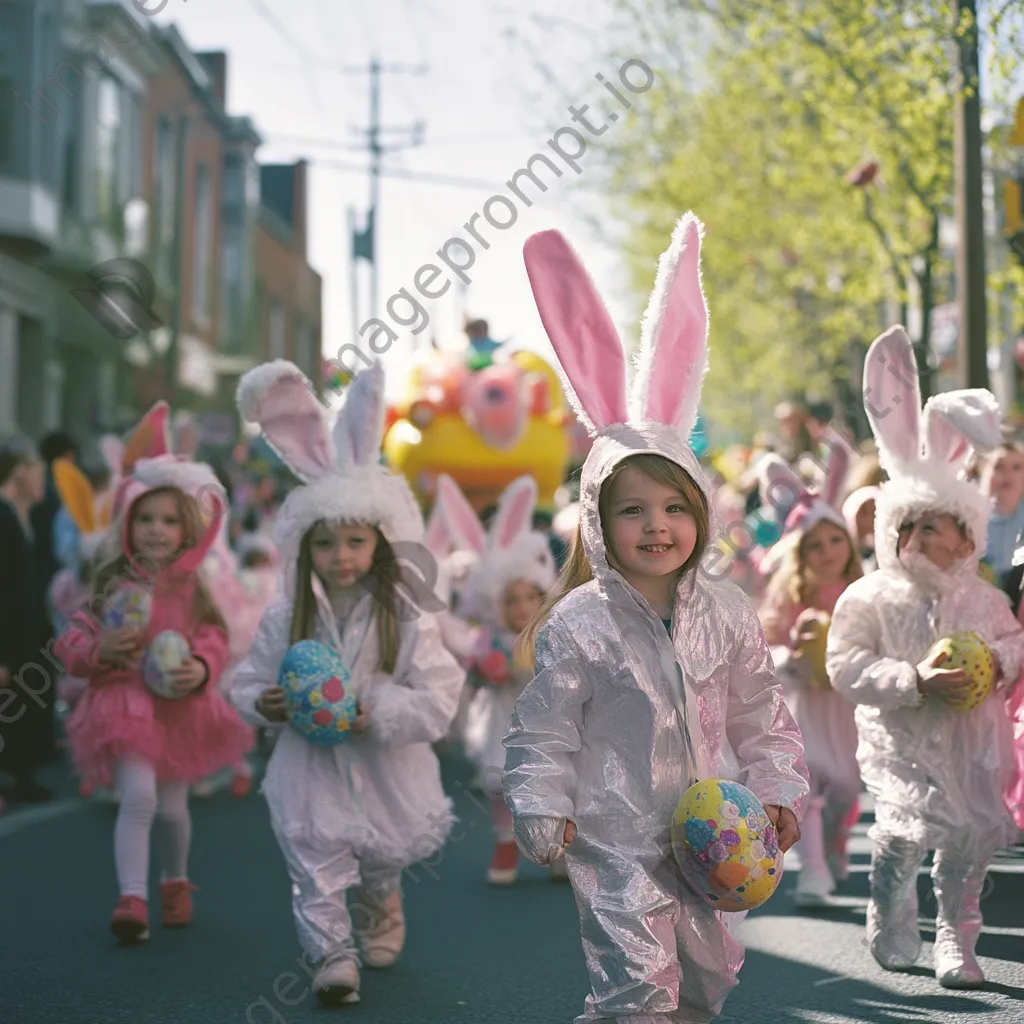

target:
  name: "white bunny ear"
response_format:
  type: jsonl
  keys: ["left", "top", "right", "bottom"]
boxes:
{"left": 630, "top": 213, "right": 708, "bottom": 436}
{"left": 523, "top": 230, "right": 629, "bottom": 435}
{"left": 820, "top": 431, "right": 853, "bottom": 509}
{"left": 863, "top": 326, "right": 922, "bottom": 472}
{"left": 333, "top": 361, "right": 386, "bottom": 469}
{"left": 757, "top": 454, "right": 806, "bottom": 514}
{"left": 237, "top": 360, "right": 334, "bottom": 482}
{"left": 924, "top": 389, "right": 1003, "bottom": 466}
{"left": 98, "top": 436, "right": 124, "bottom": 477}
{"left": 435, "top": 474, "right": 487, "bottom": 555}
{"left": 490, "top": 475, "right": 538, "bottom": 550}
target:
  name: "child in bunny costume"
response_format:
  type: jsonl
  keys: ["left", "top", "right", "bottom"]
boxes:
{"left": 229, "top": 361, "right": 463, "bottom": 1007}
{"left": 826, "top": 327, "right": 1024, "bottom": 989}
{"left": 503, "top": 214, "right": 809, "bottom": 1024}
{"left": 432, "top": 473, "right": 556, "bottom": 884}
{"left": 756, "top": 438, "right": 864, "bottom": 906}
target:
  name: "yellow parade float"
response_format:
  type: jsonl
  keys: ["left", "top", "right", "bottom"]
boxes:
{"left": 382, "top": 342, "right": 572, "bottom": 513}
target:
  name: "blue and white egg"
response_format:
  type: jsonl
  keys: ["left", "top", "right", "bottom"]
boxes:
{"left": 142, "top": 630, "right": 191, "bottom": 700}
{"left": 278, "top": 640, "right": 357, "bottom": 746}
{"left": 101, "top": 583, "right": 152, "bottom": 630}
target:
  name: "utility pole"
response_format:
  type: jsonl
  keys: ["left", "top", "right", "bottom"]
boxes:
{"left": 341, "top": 58, "right": 426, "bottom": 324}
{"left": 952, "top": 0, "right": 989, "bottom": 390}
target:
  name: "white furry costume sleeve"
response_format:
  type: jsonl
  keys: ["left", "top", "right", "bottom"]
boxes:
{"left": 364, "top": 612, "right": 464, "bottom": 746}
{"left": 827, "top": 582, "right": 922, "bottom": 710}
{"left": 229, "top": 600, "right": 292, "bottom": 728}
{"left": 503, "top": 615, "right": 591, "bottom": 863}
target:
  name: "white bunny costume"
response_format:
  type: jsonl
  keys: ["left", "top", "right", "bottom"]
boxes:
{"left": 826, "top": 327, "right": 1024, "bottom": 987}
{"left": 229, "top": 361, "right": 463, "bottom": 966}
{"left": 433, "top": 473, "right": 555, "bottom": 797}
{"left": 503, "top": 215, "right": 809, "bottom": 1024}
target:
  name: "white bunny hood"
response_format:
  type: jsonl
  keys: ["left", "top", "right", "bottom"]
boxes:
{"left": 431, "top": 473, "right": 555, "bottom": 624}
{"left": 237, "top": 360, "right": 424, "bottom": 565}
{"left": 524, "top": 212, "right": 720, "bottom": 587}
{"left": 862, "top": 327, "right": 1001, "bottom": 575}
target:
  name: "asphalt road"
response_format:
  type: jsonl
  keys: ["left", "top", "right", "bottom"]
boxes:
{"left": 1, "top": 756, "right": 1022, "bottom": 1024}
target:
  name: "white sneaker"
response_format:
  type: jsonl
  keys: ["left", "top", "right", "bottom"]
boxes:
{"left": 313, "top": 953, "right": 360, "bottom": 1005}
{"left": 793, "top": 867, "right": 835, "bottom": 908}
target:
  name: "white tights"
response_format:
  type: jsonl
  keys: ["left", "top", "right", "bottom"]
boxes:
{"left": 113, "top": 757, "right": 191, "bottom": 899}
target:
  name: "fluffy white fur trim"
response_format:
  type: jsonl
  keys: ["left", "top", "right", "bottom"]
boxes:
{"left": 132, "top": 456, "right": 224, "bottom": 503}
{"left": 874, "top": 473, "right": 990, "bottom": 574}
{"left": 459, "top": 531, "right": 556, "bottom": 624}
{"left": 271, "top": 466, "right": 425, "bottom": 559}
{"left": 236, "top": 359, "right": 312, "bottom": 423}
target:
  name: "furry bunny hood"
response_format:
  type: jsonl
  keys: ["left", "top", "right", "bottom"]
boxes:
{"left": 863, "top": 326, "right": 1001, "bottom": 574}
{"left": 237, "top": 360, "right": 424, "bottom": 565}
{"left": 429, "top": 473, "right": 555, "bottom": 623}
{"left": 523, "top": 212, "right": 718, "bottom": 583}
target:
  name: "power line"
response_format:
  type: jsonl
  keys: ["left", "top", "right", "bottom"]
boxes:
{"left": 268, "top": 129, "right": 537, "bottom": 149}
{"left": 308, "top": 158, "right": 500, "bottom": 192}
{"left": 245, "top": 0, "right": 325, "bottom": 117}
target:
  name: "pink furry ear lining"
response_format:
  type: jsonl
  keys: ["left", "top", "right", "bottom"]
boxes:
{"left": 821, "top": 433, "right": 852, "bottom": 509}
{"left": 523, "top": 230, "right": 628, "bottom": 434}
{"left": 631, "top": 214, "right": 708, "bottom": 435}
{"left": 436, "top": 474, "right": 487, "bottom": 555}
{"left": 863, "top": 326, "right": 922, "bottom": 469}
{"left": 335, "top": 361, "right": 386, "bottom": 468}
{"left": 492, "top": 476, "right": 538, "bottom": 550}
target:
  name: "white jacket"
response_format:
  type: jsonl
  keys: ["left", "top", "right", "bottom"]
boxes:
{"left": 827, "top": 560, "right": 1024, "bottom": 853}
{"left": 231, "top": 584, "right": 463, "bottom": 869}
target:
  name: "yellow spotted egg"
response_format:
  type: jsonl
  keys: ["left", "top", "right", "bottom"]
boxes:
{"left": 922, "top": 631, "right": 995, "bottom": 712}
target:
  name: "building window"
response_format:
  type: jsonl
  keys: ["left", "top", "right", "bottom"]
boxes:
{"left": 0, "top": 74, "right": 11, "bottom": 166}
{"left": 269, "top": 300, "right": 286, "bottom": 359}
{"left": 192, "top": 163, "right": 212, "bottom": 321}
{"left": 96, "top": 74, "right": 121, "bottom": 229}
{"left": 152, "top": 115, "right": 175, "bottom": 278}
{"left": 61, "top": 86, "right": 80, "bottom": 212}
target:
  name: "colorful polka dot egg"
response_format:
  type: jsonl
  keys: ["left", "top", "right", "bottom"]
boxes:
{"left": 922, "top": 631, "right": 995, "bottom": 712}
{"left": 101, "top": 582, "right": 152, "bottom": 630}
{"left": 142, "top": 630, "right": 191, "bottom": 700}
{"left": 278, "top": 640, "right": 357, "bottom": 746}
{"left": 671, "top": 778, "right": 783, "bottom": 912}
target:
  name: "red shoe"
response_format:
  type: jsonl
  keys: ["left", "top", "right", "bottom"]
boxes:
{"left": 487, "top": 839, "right": 519, "bottom": 885}
{"left": 160, "top": 879, "right": 198, "bottom": 927}
{"left": 110, "top": 896, "right": 150, "bottom": 943}
{"left": 229, "top": 773, "right": 253, "bottom": 798}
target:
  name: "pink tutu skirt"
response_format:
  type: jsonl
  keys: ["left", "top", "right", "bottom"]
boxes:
{"left": 66, "top": 679, "right": 254, "bottom": 788}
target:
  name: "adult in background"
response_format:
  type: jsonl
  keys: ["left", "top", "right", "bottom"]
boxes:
{"left": 0, "top": 438, "right": 55, "bottom": 803}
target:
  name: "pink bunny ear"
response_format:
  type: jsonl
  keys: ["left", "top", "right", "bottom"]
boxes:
{"left": 237, "top": 361, "right": 334, "bottom": 482}
{"left": 435, "top": 475, "right": 487, "bottom": 555}
{"left": 523, "top": 230, "right": 628, "bottom": 435}
{"left": 122, "top": 401, "right": 171, "bottom": 472}
{"left": 924, "top": 389, "right": 1003, "bottom": 465}
{"left": 490, "top": 475, "right": 538, "bottom": 550}
{"left": 630, "top": 214, "right": 708, "bottom": 436}
{"left": 821, "top": 432, "right": 852, "bottom": 509}
{"left": 757, "top": 454, "right": 806, "bottom": 514}
{"left": 423, "top": 500, "right": 453, "bottom": 559}
{"left": 863, "top": 326, "right": 922, "bottom": 472}
{"left": 333, "top": 361, "right": 386, "bottom": 469}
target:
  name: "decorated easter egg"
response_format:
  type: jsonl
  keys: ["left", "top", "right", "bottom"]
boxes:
{"left": 671, "top": 778, "right": 783, "bottom": 912}
{"left": 142, "top": 630, "right": 191, "bottom": 700}
{"left": 101, "top": 582, "right": 152, "bottom": 630}
{"left": 801, "top": 612, "right": 831, "bottom": 691}
{"left": 922, "top": 631, "right": 995, "bottom": 712}
{"left": 278, "top": 640, "right": 357, "bottom": 746}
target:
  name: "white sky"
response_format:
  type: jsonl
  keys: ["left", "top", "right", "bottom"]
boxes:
{"left": 147, "top": 0, "right": 638, "bottom": 392}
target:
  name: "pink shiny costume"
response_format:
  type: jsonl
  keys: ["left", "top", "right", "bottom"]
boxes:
{"left": 760, "top": 579, "right": 860, "bottom": 892}
{"left": 55, "top": 485, "right": 254, "bottom": 789}
{"left": 504, "top": 426, "right": 810, "bottom": 1024}
{"left": 1007, "top": 600, "right": 1024, "bottom": 830}
{"left": 505, "top": 215, "right": 809, "bottom": 1024}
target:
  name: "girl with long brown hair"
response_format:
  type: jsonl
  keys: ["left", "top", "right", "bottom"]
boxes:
{"left": 230, "top": 360, "right": 463, "bottom": 1008}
